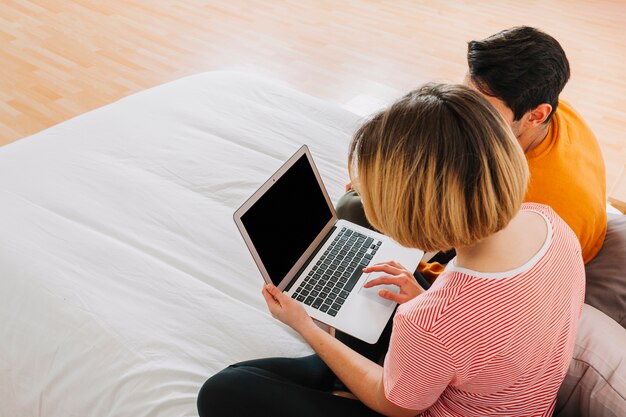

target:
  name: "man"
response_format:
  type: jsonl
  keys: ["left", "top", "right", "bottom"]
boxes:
{"left": 338, "top": 26, "right": 606, "bottom": 280}
{"left": 464, "top": 26, "right": 606, "bottom": 264}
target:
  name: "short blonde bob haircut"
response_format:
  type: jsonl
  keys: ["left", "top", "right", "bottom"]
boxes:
{"left": 348, "top": 83, "right": 529, "bottom": 252}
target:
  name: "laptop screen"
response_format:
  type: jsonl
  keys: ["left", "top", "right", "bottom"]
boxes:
{"left": 240, "top": 153, "right": 333, "bottom": 286}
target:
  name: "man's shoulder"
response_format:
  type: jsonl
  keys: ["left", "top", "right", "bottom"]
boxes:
{"left": 555, "top": 100, "right": 592, "bottom": 132}
{"left": 552, "top": 99, "right": 601, "bottom": 147}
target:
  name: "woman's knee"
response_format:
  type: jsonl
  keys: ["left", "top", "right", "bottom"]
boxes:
{"left": 335, "top": 190, "right": 373, "bottom": 230}
{"left": 197, "top": 366, "right": 243, "bottom": 417}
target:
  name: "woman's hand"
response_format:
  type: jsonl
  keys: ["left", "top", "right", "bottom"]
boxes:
{"left": 262, "top": 284, "right": 315, "bottom": 334}
{"left": 363, "top": 261, "right": 425, "bottom": 304}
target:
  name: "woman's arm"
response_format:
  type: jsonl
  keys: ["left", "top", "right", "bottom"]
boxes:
{"left": 262, "top": 284, "right": 422, "bottom": 417}
{"left": 301, "top": 320, "right": 422, "bottom": 417}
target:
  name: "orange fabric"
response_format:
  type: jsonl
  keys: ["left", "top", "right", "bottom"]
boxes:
{"left": 524, "top": 100, "right": 606, "bottom": 263}
{"left": 417, "top": 260, "right": 445, "bottom": 285}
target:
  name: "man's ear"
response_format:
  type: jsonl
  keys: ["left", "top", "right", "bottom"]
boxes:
{"left": 527, "top": 103, "right": 552, "bottom": 125}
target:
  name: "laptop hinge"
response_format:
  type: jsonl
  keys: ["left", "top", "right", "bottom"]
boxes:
{"left": 285, "top": 225, "right": 337, "bottom": 293}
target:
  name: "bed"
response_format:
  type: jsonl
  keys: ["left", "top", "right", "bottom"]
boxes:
{"left": 1, "top": 71, "right": 624, "bottom": 417}
{"left": 0, "top": 72, "right": 362, "bottom": 417}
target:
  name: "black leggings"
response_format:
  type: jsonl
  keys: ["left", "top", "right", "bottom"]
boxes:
{"left": 197, "top": 269, "right": 430, "bottom": 417}
{"left": 197, "top": 354, "right": 384, "bottom": 417}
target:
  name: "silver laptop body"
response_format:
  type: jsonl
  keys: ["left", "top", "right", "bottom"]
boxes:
{"left": 234, "top": 145, "right": 423, "bottom": 343}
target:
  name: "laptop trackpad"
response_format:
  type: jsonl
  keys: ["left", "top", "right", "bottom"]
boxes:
{"left": 358, "top": 272, "right": 398, "bottom": 307}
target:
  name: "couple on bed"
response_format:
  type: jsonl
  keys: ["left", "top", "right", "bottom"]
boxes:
{"left": 198, "top": 26, "right": 606, "bottom": 417}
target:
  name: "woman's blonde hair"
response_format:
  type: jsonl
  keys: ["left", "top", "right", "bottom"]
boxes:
{"left": 348, "top": 83, "right": 529, "bottom": 252}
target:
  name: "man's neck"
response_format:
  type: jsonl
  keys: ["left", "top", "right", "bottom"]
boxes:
{"left": 517, "top": 122, "right": 550, "bottom": 153}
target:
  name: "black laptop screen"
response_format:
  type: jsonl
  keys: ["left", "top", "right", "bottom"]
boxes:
{"left": 241, "top": 154, "right": 333, "bottom": 286}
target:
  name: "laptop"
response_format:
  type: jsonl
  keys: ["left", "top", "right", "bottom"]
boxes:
{"left": 234, "top": 145, "right": 423, "bottom": 343}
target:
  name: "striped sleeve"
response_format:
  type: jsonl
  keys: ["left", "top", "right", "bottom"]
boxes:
{"left": 383, "top": 311, "right": 456, "bottom": 411}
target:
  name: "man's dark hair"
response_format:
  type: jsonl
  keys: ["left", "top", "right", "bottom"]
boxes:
{"left": 467, "top": 26, "right": 570, "bottom": 123}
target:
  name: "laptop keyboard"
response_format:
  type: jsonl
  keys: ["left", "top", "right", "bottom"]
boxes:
{"left": 291, "top": 227, "right": 382, "bottom": 317}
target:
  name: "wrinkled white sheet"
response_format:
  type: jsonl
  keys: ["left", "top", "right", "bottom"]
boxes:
{"left": 0, "top": 72, "right": 362, "bottom": 417}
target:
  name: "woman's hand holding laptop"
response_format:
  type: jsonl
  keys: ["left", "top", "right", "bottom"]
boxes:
{"left": 262, "top": 283, "right": 315, "bottom": 334}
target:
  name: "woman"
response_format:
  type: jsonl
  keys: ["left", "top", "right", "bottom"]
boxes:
{"left": 198, "top": 84, "right": 585, "bottom": 416}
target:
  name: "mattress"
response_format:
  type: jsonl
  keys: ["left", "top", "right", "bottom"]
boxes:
{"left": 0, "top": 72, "right": 362, "bottom": 417}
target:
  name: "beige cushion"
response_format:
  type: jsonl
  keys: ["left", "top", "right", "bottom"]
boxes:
{"left": 555, "top": 304, "right": 626, "bottom": 417}
{"left": 584, "top": 214, "right": 626, "bottom": 327}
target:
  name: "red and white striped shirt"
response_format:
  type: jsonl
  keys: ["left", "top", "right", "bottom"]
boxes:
{"left": 383, "top": 203, "right": 585, "bottom": 416}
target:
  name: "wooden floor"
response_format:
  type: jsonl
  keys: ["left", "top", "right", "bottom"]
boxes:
{"left": 1, "top": 0, "right": 625, "bottom": 194}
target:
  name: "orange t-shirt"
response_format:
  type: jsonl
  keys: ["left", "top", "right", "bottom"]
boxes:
{"left": 524, "top": 100, "right": 606, "bottom": 263}
{"left": 419, "top": 100, "right": 606, "bottom": 282}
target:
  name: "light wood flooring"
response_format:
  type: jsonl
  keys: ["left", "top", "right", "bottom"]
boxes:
{"left": 1, "top": 0, "right": 625, "bottom": 198}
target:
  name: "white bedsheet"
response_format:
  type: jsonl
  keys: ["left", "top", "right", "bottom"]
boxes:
{"left": 0, "top": 72, "right": 362, "bottom": 417}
